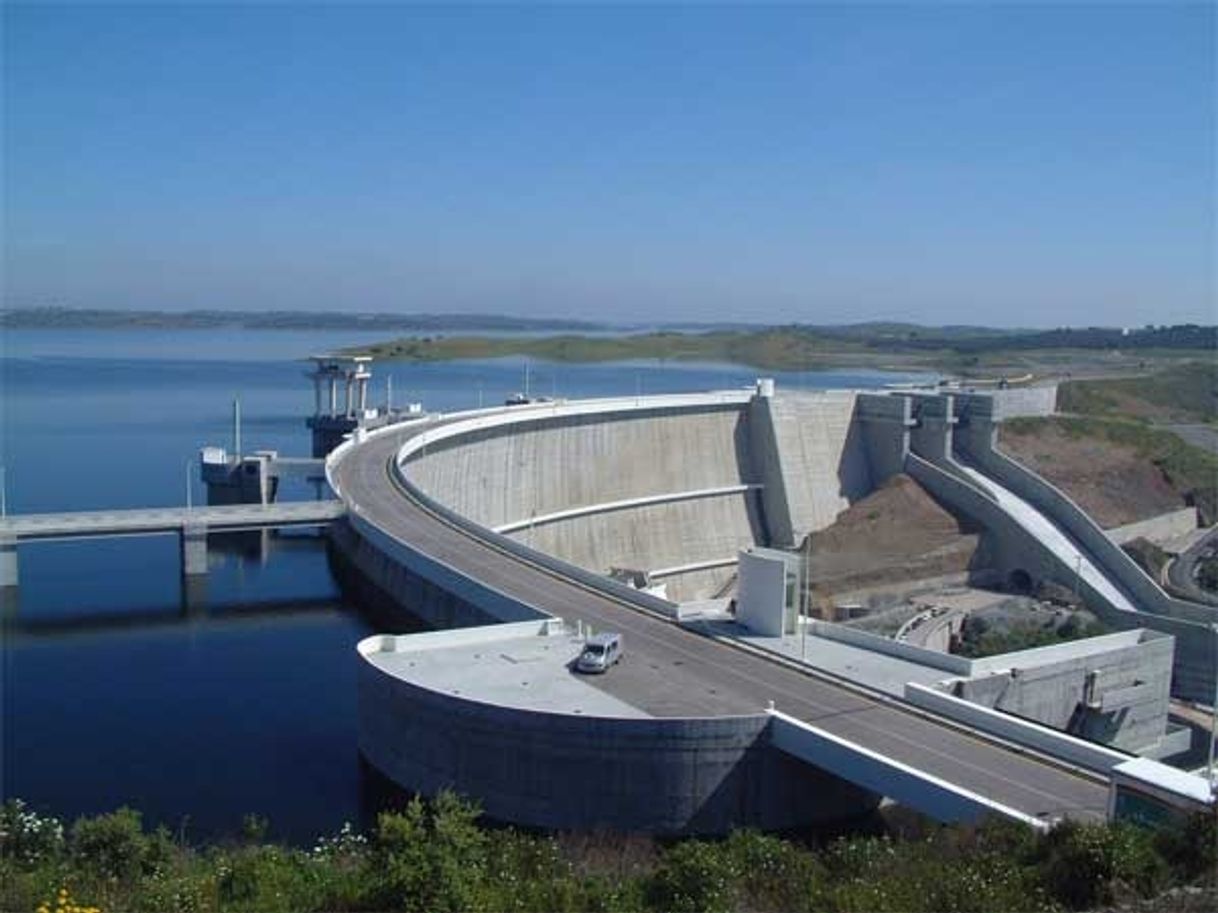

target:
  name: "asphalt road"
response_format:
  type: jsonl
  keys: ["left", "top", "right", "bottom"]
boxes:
{"left": 1167, "top": 526, "right": 1218, "bottom": 607}
{"left": 333, "top": 424, "right": 1109, "bottom": 823}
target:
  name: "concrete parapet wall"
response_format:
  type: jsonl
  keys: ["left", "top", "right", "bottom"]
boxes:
{"left": 768, "top": 709, "right": 1047, "bottom": 829}
{"left": 903, "top": 683, "right": 1128, "bottom": 775}
{"left": 809, "top": 619, "right": 974, "bottom": 675}
{"left": 358, "top": 655, "right": 879, "bottom": 835}
{"left": 360, "top": 620, "right": 564, "bottom": 657}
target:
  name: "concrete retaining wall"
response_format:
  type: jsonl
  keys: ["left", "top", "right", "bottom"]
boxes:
{"left": 951, "top": 404, "right": 1218, "bottom": 700}
{"left": 903, "top": 683, "right": 1128, "bottom": 774}
{"left": 904, "top": 454, "right": 1068, "bottom": 587}
{"left": 809, "top": 619, "right": 974, "bottom": 675}
{"left": 1107, "top": 508, "right": 1199, "bottom": 546}
{"left": 988, "top": 386, "right": 1059, "bottom": 420}
{"left": 749, "top": 391, "right": 869, "bottom": 547}
{"left": 955, "top": 631, "right": 1175, "bottom": 755}
{"left": 358, "top": 650, "right": 879, "bottom": 835}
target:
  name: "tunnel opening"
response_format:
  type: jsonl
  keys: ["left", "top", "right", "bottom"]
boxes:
{"left": 1006, "top": 568, "right": 1034, "bottom": 593}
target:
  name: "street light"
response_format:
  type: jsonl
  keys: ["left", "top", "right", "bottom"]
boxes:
{"left": 1209, "top": 623, "right": 1218, "bottom": 789}
{"left": 185, "top": 458, "right": 193, "bottom": 512}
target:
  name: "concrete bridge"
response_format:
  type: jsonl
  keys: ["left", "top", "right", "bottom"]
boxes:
{"left": 0, "top": 500, "right": 344, "bottom": 592}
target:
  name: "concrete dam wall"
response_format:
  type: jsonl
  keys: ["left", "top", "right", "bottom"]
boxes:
{"left": 403, "top": 394, "right": 865, "bottom": 601}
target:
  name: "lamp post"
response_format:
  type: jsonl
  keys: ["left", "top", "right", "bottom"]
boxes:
{"left": 185, "top": 458, "right": 193, "bottom": 512}
{"left": 1, "top": 464, "right": 6, "bottom": 518}
{"left": 1209, "top": 623, "right": 1218, "bottom": 788}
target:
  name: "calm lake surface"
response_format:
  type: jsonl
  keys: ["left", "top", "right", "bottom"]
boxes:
{"left": 0, "top": 328, "right": 933, "bottom": 843}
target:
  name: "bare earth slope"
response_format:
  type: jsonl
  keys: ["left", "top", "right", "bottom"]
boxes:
{"left": 999, "top": 420, "right": 1195, "bottom": 528}
{"left": 804, "top": 474, "right": 981, "bottom": 595}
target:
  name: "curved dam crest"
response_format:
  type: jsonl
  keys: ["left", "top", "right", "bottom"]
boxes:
{"left": 325, "top": 384, "right": 1215, "bottom": 835}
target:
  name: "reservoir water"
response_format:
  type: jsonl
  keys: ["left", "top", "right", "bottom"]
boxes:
{"left": 0, "top": 328, "right": 932, "bottom": 843}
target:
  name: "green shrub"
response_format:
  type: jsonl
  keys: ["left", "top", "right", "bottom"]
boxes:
{"left": 0, "top": 799, "right": 65, "bottom": 867}
{"left": 1153, "top": 813, "right": 1218, "bottom": 881}
{"left": 647, "top": 839, "right": 738, "bottom": 913}
{"left": 723, "top": 829, "right": 828, "bottom": 912}
{"left": 372, "top": 791, "right": 489, "bottom": 912}
{"left": 1037, "top": 821, "right": 1169, "bottom": 909}
{"left": 70, "top": 807, "right": 149, "bottom": 881}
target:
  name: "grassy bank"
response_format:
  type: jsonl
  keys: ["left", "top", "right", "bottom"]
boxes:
{"left": 1058, "top": 361, "right": 1217, "bottom": 424}
{"left": 3, "top": 795, "right": 1216, "bottom": 913}
{"left": 341, "top": 330, "right": 889, "bottom": 372}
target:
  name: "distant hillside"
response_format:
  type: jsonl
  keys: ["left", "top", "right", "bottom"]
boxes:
{"left": 0, "top": 307, "right": 606, "bottom": 333}
{"left": 1058, "top": 360, "right": 1217, "bottom": 424}
{"left": 347, "top": 323, "right": 1215, "bottom": 373}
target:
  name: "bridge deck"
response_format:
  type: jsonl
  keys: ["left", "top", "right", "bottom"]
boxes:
{"left": 332, "top": 422, "right": 1110, "bottom": 824}
{"left": 0, "top": 500, "right": 345, "bottom": 540}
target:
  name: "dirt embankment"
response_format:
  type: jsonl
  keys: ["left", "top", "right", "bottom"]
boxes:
{"left": 998, "top": 420, "right": 1194, "bottom": 528}
{"left": 804, "top": 474, "right": 981, "bottom": 597}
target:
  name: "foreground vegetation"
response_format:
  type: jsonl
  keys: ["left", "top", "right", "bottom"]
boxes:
{"left": 3, "top": 795, "right": 1216, "bottom": 913}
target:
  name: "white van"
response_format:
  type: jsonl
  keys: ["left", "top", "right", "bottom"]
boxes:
{"left": 575, "top": 632, "right": 623, "bottom": 674}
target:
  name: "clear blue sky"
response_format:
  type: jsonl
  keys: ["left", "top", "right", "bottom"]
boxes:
{"left": 3, "top": 2, "right": 1214, "bottom": 327}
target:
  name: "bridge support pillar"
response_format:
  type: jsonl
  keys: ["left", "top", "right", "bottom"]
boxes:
{"left": 180, "top": 523, "right": 208, "bottom": 577}
{"left": 0, "top": 535, "right": 17, "bottom": 590}
{"left": 0, "top": 535, "right": 17, "bottom": 612}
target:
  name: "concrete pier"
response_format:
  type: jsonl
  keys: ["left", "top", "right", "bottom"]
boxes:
{"left": 0, "top": 534, "right": 17, "bottom": 591}
{"left": 180, "top": 523, "right": 208, "bottom": 577}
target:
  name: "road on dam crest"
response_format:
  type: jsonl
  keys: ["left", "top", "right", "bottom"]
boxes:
{"left": 332, "top": 423, "right": 1110, "bottom": 824}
